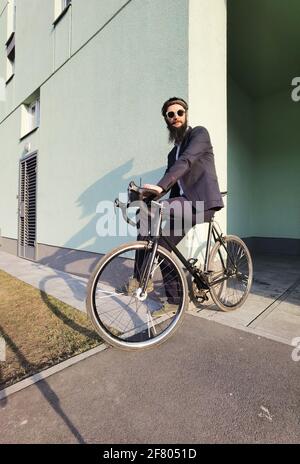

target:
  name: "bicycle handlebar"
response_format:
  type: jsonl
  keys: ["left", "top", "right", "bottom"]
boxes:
{"left": 128, "top": 180, "right": 162, "bottom": 203}
{"left": 114, "top": 181, "right": 164, "bottom": 227}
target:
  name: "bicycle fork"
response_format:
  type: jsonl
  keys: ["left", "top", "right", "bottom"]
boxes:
{"left": 136, "top": 241, "right": 158, "bottom": 300}
{"left": 137, "top": 201, "right": 162, "bottom": 300}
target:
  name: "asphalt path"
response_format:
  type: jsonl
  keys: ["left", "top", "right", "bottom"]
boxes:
{"left": 0, "top": 315, "right": 299, "bottom": 444}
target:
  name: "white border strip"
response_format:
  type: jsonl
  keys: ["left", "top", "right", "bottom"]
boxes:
{"left": 0, "top": 343, "right": 108, "bottom": 401}
{"left": 187, "top": 310, "right": 294, "bottom": 347}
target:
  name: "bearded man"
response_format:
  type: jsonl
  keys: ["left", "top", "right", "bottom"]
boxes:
{"left": 131, "top": 97, "right": 224, "bottom": 309}
{"left": 142, "top": 96, "right": 224, "bottom": 245}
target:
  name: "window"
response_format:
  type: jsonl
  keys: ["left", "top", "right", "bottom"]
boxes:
{"left": 5, "top": 0, "right": 16, "bottom": 83}
{"left": 21, "top": 96, "right": 40, "bottom": 139}
{"left": 53, "top": 0, "right": 71, "bottom": 25}
{"left": 6, "top": 33, "right": 15, "bottom": 83}
{"left": 28, "top": 100, "right": 40, "bottom": 129}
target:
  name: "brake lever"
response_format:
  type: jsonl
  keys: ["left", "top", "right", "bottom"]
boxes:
{"left": 114, "top": 199, "right": 136, "bottom": 227}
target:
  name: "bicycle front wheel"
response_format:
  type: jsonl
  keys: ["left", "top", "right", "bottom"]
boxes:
{"left": 208, "top": 235, "right": 253, "bottom": 311}
{"left": 86, "top": 241, "right": 188, "bottom": 350}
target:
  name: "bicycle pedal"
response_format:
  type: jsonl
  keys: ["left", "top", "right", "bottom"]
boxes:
{"left": 201, "top": 292, "right": 209, "bottom": 302}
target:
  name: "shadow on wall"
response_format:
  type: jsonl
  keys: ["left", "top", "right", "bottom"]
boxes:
{"left": 36, "top": 157, "right": 300, "bottom": 311}
{"left": 39, "top": 159, "right": 164, "bottom": 276}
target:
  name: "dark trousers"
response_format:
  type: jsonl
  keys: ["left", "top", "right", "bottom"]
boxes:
{"left": 135, "top": 197, "right": 215, "bottom": 303}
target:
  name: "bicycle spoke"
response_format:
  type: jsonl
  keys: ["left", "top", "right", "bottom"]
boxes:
{"left": 88, "top": 243, "right": 186, "bottom": 347}
{"left": 208, "top": 236, "right": 252, "bottom": 310}
{"left": 151, "top": 258, "right": 165, "bottom": 276}
{"left": 96, "top": 291, "right": 125, "bottom": 299}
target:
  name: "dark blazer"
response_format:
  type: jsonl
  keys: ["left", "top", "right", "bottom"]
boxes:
{"left": 157, "top": 126, "right": 224, "bottom": 212}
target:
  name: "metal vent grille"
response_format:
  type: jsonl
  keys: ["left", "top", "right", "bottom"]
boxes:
{"left": 19, "top": 162, "right": 25, "bottom": 248}
{"left": 19, "top": 155, "right": 37, "bottom": 260}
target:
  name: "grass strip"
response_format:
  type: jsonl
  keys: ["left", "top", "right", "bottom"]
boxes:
{"left": 0, "top": 269, "right": 102, "bottom": 389}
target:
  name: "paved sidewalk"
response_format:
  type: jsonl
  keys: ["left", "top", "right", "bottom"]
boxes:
{"left": 0, "top": 251, "right": 87, "bottom": 313}
{"left": 0, "top": 250, "right": 299, "bottom": 345}
{"left": 188, "top": 253, "right": 300, "bottom": 346}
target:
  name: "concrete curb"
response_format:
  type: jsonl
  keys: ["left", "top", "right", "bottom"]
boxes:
{"left": 187, "top": 309, "right": 294, "bottom": 347}
{"left": 0, "top": 343, "right": 108, "bottom": 401}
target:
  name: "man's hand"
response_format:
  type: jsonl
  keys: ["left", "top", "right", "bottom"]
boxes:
{"left": 143, "top": 184, "right": 163, "bottom": 194}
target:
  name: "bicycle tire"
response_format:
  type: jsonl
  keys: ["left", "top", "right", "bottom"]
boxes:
{"left": 208, "top": 235, "right": 253, "bottom": 311}
{"left": 86, "top": 241, "right": 189, "bottom": 350}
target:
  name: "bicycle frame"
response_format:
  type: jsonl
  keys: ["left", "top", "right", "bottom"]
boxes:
{"left": 161, "top": 218, "right": 227, "bottom": 289}
{"left": 139, "top": 202, "right": 227, "bottom": 295}
{"left": 117, "top": 194, "right": 237, "bottom": 297}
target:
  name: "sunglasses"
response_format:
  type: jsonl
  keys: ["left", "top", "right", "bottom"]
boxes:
{"left": 166, "top": 109, "right": 186, "bottom": 119}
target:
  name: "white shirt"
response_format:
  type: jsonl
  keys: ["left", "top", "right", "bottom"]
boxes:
{"left": 175, "top": 143, "right": 184, "bottom": 196}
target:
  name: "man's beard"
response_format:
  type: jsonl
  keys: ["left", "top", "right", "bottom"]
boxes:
{"left": 167, "top": 120, "right": 188, "bottom": 144}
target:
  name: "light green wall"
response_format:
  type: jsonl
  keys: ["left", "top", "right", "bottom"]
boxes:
{"left": 53, "top": 6, "right": 71, "bottom": 70}
{"left": 228, "top": 79, "right": 300, "bottom": 240}
{"left": 227, "top": 76, "right": 255, "bottom": 237}
{"left": 2, "top": 0, "right": 53, "bottom": 118}
{"left": 253, "top": 89, "right": 300, "bottom": 239}
{"left": 1, "top": 1, "right": 130, "bottom": 120}
{"left": 228, "top": 0, "right": 300, "bottom": 242}
{"left": 37, "top": 0, "right": 188, "bottom": 254}
{"left": 0, "top": 0, "right": 189, "bottom": 255}
{"left": 0, "top": 1, "right": 7, "bottom": 13}
{"left": 228, "top": 0, "right": 300, "bottom": 98}
{"left": 71, "top": 0, "right": 129, "bottom": 53}
{"left": 0, "top": 110, "right": 20, "bottom": 239}
{"left": 0, "top": 0, "right": 229, "bottom": 258}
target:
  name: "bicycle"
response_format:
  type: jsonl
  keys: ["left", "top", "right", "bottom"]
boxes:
{"left": 86, "top": 181, "right": 253, "bottom": 350}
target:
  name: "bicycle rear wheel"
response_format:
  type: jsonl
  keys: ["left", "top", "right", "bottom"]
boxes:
{"left": 208, "top": 235, "right": 253, "bottom": 311}
{"left": 86, "top": 241, "right": 188, "bottom": 350}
